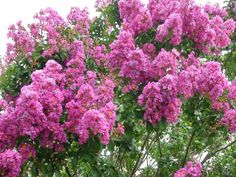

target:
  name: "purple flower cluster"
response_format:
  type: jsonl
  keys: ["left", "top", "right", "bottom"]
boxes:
{"left": 118, "top": 0, "right": 153, "bottom": 36}
{"left": 148, "top": 0, "right": 235, "bottom": 54}
{"left": 6, "top": 6, "right": 92, "bottom": 63}
{"left": 228, "top": 81, "right": 236, "bottom": 100}
{"left": 6, "top": 21, "right": 35, "bottom": 62}
{"left": 108, "top": 30, "right": 135, "bottom": 68}
{"left": 105, "top": 0, "right": 236, "bottom": 127}
{"left": 0, "top": 150, "right": 22, "bottom": 177}
{"left": 151, "top": 49, "right": 179, "bottom": 79}
{"left": 120, "top": 50, "right": 151, "bottom": 84}
{"left": 18, "top": 143, "right": 36, "bottom": 163}
{"left": 198, "top": 62, "right": 228, "bottom": 102}
{"left": 174, "top": 161, "right": 202, "bottom": 177}
{"left": 138, "top": 75, "right": 181, "bottom": 125}
{"left": 138, "top": 58, "right": 231, "bottom": 125}
{"left": 221, "top": 109, "right": 236, "bottom": 133}
{"left": 0, "top": 36, "right": 117, "bottom": 173}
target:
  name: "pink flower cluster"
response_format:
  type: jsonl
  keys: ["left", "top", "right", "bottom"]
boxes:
{"left": 198, "top": 62, "right": 228, "bottom": 103}
{"left": 67, "top": 7, "right": 92, "bottom": 49}
{"left": 156, "top": 13, "right": 183, "bottom": 45}
{"left": 6, "top": 6, "right": 93, "bottom": 62}
{"left": 221, "top": 109, "right": 236, "bottom": 133}
{"left": 142, "top": 43, "right": 156, "bottom": 60}
{"left": 0, "top": 36, "right": 117, "bottom": 175}
{"left": 174, "top": 161, "right": 202, "bottom": 177}
{"left": 108, "top": 30, "right": 135, "bottom": 68}
{"left": 228, "top": 80, "right": 236, "bottom": 100}
{"left": 204, "top": 4, "right": 228, "bottom": 18}
{"left": 107, "top": 0, "right": 236, "bottom": 126}
{"left": 151, "top": 49, "right": 179, "bottom": 79}
{"left": 119, "top": 0, "right": 232, "bottom": 53}
{"left": 18, "top": 143, "right": 36, "bottom": 163}
{"left": 0, "top": 150, "right": 22, "bottom": 177}
{"left": 118, "top": 0, "right": 153, "bottom": 36}
{"left": 138, "top": 57, "right": 231, "bottom": 125}
{"left": 138, "top": 75, "right": 182, "bottom": 125}
{"left": 95, "top": 0, "right": 113, "bottom": 10}
{"left": 6, "top": 21, "right": 35, "bottom": 62}
{"left": 120, "top": 50, "right": 151, "bottom": 84}
{"left": 148, "top": 0, "right": 236, "bottom": 54}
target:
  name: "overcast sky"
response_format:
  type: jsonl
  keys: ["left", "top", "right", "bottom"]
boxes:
{"left": 0, "top": 0, "right": 224, "bottom": 56}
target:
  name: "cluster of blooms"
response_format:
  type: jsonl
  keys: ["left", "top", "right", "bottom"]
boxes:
{"left": 156, "top": 13, "right": 183, "bottom": 45}
{"left": 31, "top": 8, "right": 69, "bottom": 58}
{"left": 18, "top": 143, "right": 36, "bottom": 163}
{"left": 119, "top": 0, "right": 235, "bottom": 53}
{"left": 106, "top": 0, "right": 236, "bottom": 126}
{"left": 142, "top": 43, "right": 156, "bottom": 60}
{"left": 108, "top": 25, "right": 234, "bottom": 124}
{"left": 148, "top": 0, "right": 236, "bottom": 54}
{"left": 0, "top": 5, "right": 119, "bottom": 174}
{"left": 118, "top": 0, "right": 152, "bottom": 36}
{"left": 204, "top": 4, "right": 228, "bottom": 18}
{"left": 120, "top": 50, "right": 151, "bottom": 85}
{"left": 6, "top": 21, "right": 35, "bottom": 62}
{"left": 228, "top": 80, "right": 236, "bottom": 100}
{"left": 198, "top": 62, "right": 228, "bottom": 103}
{"left": 138, "top": 52, "right": 232, "bottom": 125}
{"left": 116, "top": 123, "right": 125, "bottom": 135}
{"left": 1, "top": 0, "right": 236, "bottom": 175}
{"left": 6, "top": 6, "right": 93, "bottom": 63}
{"left": 108, "top": 30, "right": 135, "bottom": 69}
{"left": 0, "top": 150, "right": 22, "bottom": 177}
{"left": 95, "top": 0, "right": 113, "bottom": 10}
{"left": 67, "top": 7, "right": 92, "bottom": 50}
{"left": 138, "top": 75, "right": 182, "bottom": 125}
{"left": 174, "top": 161, "right": 202, "bottom": 177}
{"left": 151, "top": 49, "right": 179, "bottom": 79}
{"left": 88, "top": 45, "right": 107, "bottom": 65}
{"left": 221, "top": 109, "right": 236, "bottom": 133}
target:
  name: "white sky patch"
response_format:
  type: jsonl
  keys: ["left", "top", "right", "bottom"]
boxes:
{"left": 0, "top": 0, "right": 225, "bottom": 56}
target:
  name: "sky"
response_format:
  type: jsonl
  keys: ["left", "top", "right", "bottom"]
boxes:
{"left": 0, "top": 0, "right": 224, "bottom": 56}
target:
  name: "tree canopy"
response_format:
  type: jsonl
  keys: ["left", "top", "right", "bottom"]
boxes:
{"left": 0, "top": 0, "right": 236, "bottom": 176}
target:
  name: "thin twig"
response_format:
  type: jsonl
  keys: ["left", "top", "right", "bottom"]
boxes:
{"left": 201, "top": 139, "right": 236, "bottom": 165}
{"left": 65, "top": 165, "right": 72, "bottom": 177}
{"left": 155, "top": 131, "right": 162, "bottom": 177}
{"left": 130, "top": 132, "right": 151, "bottom": 177}
{"left": 181, "top": 131, "right": 196, "bottom": 167}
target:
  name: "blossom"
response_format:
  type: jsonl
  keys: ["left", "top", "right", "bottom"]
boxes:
{"left": 0, "top": 150, "right": 22, "bottom": 177}
{"left": 18, "top": 143, "right": 36, "bottom": 163}
{"left": 221, "top": 109, "right": 236, "bottom": 133}
{"left": 118, "top": 0, "right": 152, "bottom": 36}
{"left": 77, "top": 109, "right": 111, "bottom": 145}
{"left": 198, "top": 61, "right": 228, "bottom": 102}
{"left": 156, "top": 13, "right": 183, "bottom": 45}
{"left": 108, "top": 30, "right": 135, "bottom": 68}
{"left": 174, "top": 161, "right": 202, "bottom": 177}
{"left": 138, "top": 75, "right": 181, "bottom": 125}
{"left": 120, "top": 50, "right": 151, "bottom": 84}
{"left": 178, "top": 66, "right": 200, "bottom": 99}
{"left": 228, "top": 80, "right": 236, "bottom": 100}
{"left": 142, "top": 43, "right": 156, "bottom": 59}
{"left": 151, "top": 49, "right": 179, "bottom": 79}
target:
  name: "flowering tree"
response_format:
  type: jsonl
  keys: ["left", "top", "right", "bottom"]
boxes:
{"left": 0, "top": 0, "right": 236, "bottom": 176}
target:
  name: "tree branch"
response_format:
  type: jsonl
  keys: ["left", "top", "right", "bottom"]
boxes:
{"left": 155, "top": 131, "right": 162, "bottom": 177}
{"left": 181, "top": 131, "right": 196, "bottom": 167}
{"left": 130, "top": 132, "right": 151, "bottom": 177}
{"left": 201, "top": 139, "right": 236, "bottom": 165}
{"left": 65, "top": 165, "right": 72, "bottom": 177}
